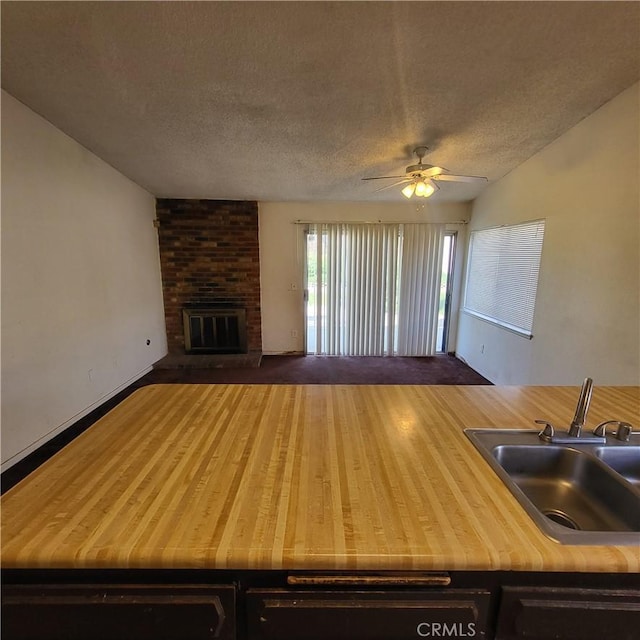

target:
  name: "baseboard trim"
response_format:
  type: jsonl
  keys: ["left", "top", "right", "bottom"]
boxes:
{"left": 1, "top": 366, "right": 153, "bottom": 489}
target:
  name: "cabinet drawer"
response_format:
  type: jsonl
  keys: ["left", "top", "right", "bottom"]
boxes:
{"left": 247, "top": 589, "right": 490, "bottom": 639}
{"left": 496, "top": 586, "right": 640, "bottom": 640}
{"left": 1, "top": 584, "right": 235, "bottom": 640}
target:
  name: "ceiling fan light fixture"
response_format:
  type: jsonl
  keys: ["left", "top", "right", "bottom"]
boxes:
{"left": 401, "top": 183, "right": 416, "bottom": 199}
{"left": 414, "top": 180, "right": 435, "bottom": 198}
{"left": 423, "top": 181, "right": 436, "bottom": 198}
{"left": 363, "top": 146, "right": 487, "bottom": 198}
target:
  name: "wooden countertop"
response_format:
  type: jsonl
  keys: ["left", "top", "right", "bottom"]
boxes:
{"left": 2, "top": 384, "right": 639, "bottom": 572}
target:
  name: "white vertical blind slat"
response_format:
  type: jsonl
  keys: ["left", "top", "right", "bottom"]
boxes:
{"left": 310, "top": 223, "right": 444, "bottom": 356}
{"left": 315, "top": 224, "right": 323, "bottom": 354}
{"left": 396, "top": 224, "right": 445, "bottom": 356}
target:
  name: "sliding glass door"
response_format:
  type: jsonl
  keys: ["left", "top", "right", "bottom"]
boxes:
{"left": 304, "top": 223, "right": 447, "bottom": 356}
{"left": 436, "top": 232, "right": 456, "bottom": 354}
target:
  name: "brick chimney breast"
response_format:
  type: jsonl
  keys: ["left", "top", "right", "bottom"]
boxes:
{"left": 156, "top": 199, "right": 262, "bottom": 355}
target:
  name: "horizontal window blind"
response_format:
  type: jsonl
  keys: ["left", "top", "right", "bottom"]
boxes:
{"left": 464, "top": 219, "right": 545, "bottom": 337}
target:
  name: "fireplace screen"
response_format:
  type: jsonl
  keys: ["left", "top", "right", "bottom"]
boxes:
{"left": 183, "top": 308, "right": 248, "bottom": 354}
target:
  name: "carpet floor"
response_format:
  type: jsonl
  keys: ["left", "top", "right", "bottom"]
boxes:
{"left": 141, "top": 354, "right": 491, "bottom": 386}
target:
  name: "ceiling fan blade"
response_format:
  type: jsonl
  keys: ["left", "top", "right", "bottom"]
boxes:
{"left": 373, "top": 178, "right": 412, "bottom": 192}
{"left": 433, "top": 174, "right": 488, "bottom": 183}
{"left": 362, "top": 175, "right": 407, "bottom": 181}
{"left": 420, "top": 166, "right": 448, "bottom": 179}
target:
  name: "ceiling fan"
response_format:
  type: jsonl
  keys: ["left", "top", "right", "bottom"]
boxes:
{"left": 362, "top": 146, "right": 488, "bottom": 198}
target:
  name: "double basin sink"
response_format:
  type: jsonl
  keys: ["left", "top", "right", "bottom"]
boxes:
{"left": 465, "top": 429, "right": 640, "bottom": 545}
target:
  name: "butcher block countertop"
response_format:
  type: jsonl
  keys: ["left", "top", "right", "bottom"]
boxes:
{"left": 2, "top": 384, "right": 639, "bottom": 572}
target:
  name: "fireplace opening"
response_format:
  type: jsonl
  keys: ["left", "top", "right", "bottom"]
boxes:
{"left": 183, "top": 308, "right": 248, "bottom": 354}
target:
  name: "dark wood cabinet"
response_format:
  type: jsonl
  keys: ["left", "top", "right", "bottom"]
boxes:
{"left": 3, "top": 571, "right": 640, "bottom": 640}
{"left": 1, "top": 584, "right": 235, "bottom": 640}
{"left": 247, "top": 588, "right": 490, "bottom": 639}
{"left": 495, "top": 586, "right": 640, "bottom": 640}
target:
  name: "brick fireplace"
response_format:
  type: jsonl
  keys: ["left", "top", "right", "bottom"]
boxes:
{"left": 156, "top": 199, "right": 262, "bottom": 362}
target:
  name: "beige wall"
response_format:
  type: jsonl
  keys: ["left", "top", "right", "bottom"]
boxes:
{"left": 1, "top": 92, "right": 168, "bottom": 469}
{"left": 258, "top": 201, "right": 471, "bottom": 354}
{"left": 456, "top": 83, "right": 640, "bottom": 385}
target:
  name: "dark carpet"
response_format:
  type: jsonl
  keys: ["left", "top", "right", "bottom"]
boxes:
{"left": 141, "top": 354, "right": 491, "bottom": 386}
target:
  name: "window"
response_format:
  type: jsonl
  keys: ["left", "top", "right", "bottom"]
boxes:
{"left": 436, "top": 232, "right": 457, "bottom": 353}
{"left": 463, "top": 219, "right": 545, "bottom": 338}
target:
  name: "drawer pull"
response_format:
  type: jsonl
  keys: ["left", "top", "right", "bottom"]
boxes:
{"left": 287, "top": 573, "right": 451, "bottom": 587}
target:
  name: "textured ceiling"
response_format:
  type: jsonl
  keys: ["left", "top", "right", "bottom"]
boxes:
{"left": 2, "top": 1, "right": 639, "bottom": 202}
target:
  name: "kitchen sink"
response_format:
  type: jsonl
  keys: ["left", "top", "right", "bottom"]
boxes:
{"left": 465, "top": 429, "right": 640, "bottom": 545}
{"left": 594, "top": 446, "right": 640, "bottom": 487}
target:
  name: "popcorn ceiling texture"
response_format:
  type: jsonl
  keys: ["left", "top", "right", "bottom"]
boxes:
{"left": 2, "top": 2, "right": 638, "bottom": 202}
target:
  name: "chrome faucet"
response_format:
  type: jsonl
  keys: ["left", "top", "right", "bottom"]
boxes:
{"left": 568, "top": 377, "right": 593, "bottom": 437}
{"left": 537, "top": 377, "right": 604, "bottom": 443}
{"left": 537, "top": 377, "right": 637, "bottom": 444}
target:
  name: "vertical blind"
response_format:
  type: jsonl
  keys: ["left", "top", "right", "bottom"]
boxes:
{"left": 396, "top": 224, "right": 444, "bottom": 356}
{"left": 308, "top": 222, "right": 444, "bottom": 356}
{"left": 463, "top": 219, "right": 545, "bottom": 337}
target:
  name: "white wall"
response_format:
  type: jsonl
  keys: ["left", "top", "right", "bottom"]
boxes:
{"left": 259, "top": 201, "right": 471, "bottom": 354}
{"left": 1, "top": 91, "right": 168, "bottom": 469}
{"left": 456, "top": 83, "right": 640, "bottom": 385}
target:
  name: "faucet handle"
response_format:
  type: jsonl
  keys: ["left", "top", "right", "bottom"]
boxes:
{"left": 616, "top": 423, "right": 633, "bottom": 442}
{"left": 593, "top": 420, "right": 635, "bottom": 441}
{"left": 593, "top": 420, "right": 617, "bottom": 438}
{"left": 535, "top": 420, "right": 555, "bottom": 442}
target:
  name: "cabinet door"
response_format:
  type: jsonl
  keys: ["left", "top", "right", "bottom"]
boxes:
{"left": 1, "top": 584, "right": 235, "bottom": 640}
{"left": 247, "top": 589, "right": 490, "bottom": 639}
{"left": 496, "top": 586, "right": 640, "bottom": 640}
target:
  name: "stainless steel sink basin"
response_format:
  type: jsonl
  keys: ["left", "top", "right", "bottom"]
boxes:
{"left": 594, "top": 446, "right": 640, "bottom": 487}
{"left": 465, "top": 429, "right": 640, "bottom": 545}
{"left": 494, "top": 445, "right": 640, "bottom": 532}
